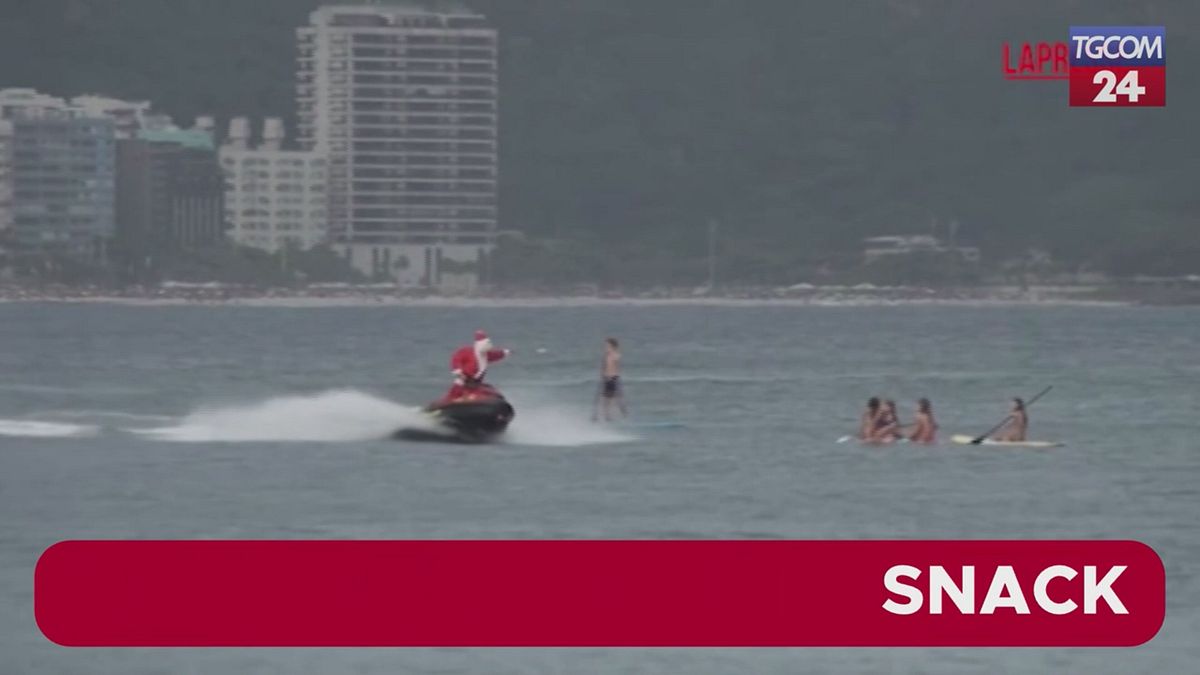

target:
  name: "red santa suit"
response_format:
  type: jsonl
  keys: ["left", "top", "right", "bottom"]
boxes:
{"left": 445, "top": 330, "right": 508, "bottom": 401}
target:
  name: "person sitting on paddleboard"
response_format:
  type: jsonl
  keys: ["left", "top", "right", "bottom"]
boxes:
{"left": 869, "top": 399, "right": 903, "bottom": 443}
{"left": 908, "top": 398, "right": 938, "bottom": 444}
{"left": 859, "top": 397, "right": 882, "bottom": 440}
{"left": 994, "top": 397, "right": 1027, "bottom": 442}
{"left": 445, "top": 330, "right": 510, "bottom": 402}
{"left": 868, "top": 398, "right": 897, "bottom": 441}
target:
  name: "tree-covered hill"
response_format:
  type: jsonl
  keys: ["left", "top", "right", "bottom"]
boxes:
{"left": 2, "top": 0, "right": 1196, "bottom": 284}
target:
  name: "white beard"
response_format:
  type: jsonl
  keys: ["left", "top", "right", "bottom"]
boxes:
{"left": 474, "top": 339, "right": 492, "bottom": 375}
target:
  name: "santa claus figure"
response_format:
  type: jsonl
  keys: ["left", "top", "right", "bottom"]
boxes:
{"left": 445, "top": 330, "right": 510, "bottom": 401}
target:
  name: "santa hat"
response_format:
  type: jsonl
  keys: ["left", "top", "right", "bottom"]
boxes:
{"left": 474, "top": 330, "right": 488, "bottom": 341}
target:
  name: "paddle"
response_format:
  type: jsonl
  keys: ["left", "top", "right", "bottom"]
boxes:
{"left": 970, "top": 385, "right": 1053, "bottom": 444}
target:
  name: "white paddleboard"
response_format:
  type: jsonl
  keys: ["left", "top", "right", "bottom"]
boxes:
{"left": 619, "top": 420, "right": 685, "bottom": 430}
{"left": 950, "top": 434, "right": 1063, "bottom": 448}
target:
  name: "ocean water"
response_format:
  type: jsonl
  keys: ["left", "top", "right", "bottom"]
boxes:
{"left": 1, "top": 302, "right": 1198, "bottom": 673}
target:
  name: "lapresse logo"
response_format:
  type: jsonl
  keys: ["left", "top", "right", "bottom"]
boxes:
{"left": 1068, "top": 26, "right": 1165, "bottom": 106}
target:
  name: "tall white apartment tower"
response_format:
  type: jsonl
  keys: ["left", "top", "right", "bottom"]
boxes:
{"left": 297, "top": 4, "right": 498, "bottom": 289}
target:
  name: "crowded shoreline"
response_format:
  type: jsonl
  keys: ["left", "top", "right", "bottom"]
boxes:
{"left": 0, "top": 282, "right": 1164, "bottom": 308}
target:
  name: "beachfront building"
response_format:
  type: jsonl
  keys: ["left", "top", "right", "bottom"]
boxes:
{"left": 0, "top": 120, "right": 12, "bottom": 238}
{"left": 0, "top": 88, "right": 115, "bottom": 261}
{"left": 114, "top": 124, "right": 227, "bottom": 277}
{"left": 219, "top": 117, "right": 328, "bottom": 253}
{"left": 69, "top": 95, "right": 159, "bottom": 139}
{"left": 863, "top": 235, "right": 980, "bottom": 265}
{"left": 296, "top": 4, "right": 499, "bottom": 289}
{"left": 0, "top": 88, "right": 65, "bottom": 119}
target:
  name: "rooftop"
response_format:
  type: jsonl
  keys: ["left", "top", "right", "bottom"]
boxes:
{"left": 138, "top": 128, "right": 214, "bottom": 151}
{"left": 309, "top": 3, "right": 489, "bottom": 29}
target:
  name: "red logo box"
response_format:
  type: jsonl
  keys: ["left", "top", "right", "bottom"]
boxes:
{"left": 1070, "top": 66, "right": 1165, "bottom": 106}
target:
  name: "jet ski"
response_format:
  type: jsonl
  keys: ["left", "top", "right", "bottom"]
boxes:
{"left": 393, "top": 382, "right": 515, "bottom": 444}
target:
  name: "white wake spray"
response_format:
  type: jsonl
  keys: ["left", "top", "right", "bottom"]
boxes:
{"left": 499, "top": 391, "right": 636, "bottom": 447}
{"left": 0, "top": 420, "right": 99, "bottom": 438}
{"left": 132, "top": 389, "right": 429, "bottom": 443}
{"left": 128, "top": 388, "right": 634, "bottom": 447}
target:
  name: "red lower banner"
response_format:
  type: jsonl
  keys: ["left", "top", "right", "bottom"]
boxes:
{"left": 35, "top": 540, "right": 1163, "bottom": 647}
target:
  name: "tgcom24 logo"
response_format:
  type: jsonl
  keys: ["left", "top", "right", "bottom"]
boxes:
{"left": 1002, "top": 26, "right": 1165, "bottom": 106}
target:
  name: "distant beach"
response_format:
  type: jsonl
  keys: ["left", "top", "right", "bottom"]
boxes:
{"left": 0, "top": 283, "right": 1142, "bottom": 308}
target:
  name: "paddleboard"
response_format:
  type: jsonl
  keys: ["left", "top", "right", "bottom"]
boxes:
{"left": 619, "top": 420, "right": 685, "bottom": 430}
{"left": 950, "top": 434, "right": 1063, "bottom": 448}
{"left": 837, "top": 435, "right": 910, "bottom": 445}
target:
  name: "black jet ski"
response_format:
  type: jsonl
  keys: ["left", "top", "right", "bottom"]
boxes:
{"left": 393, "top": 383, "right": 515, "bottom": 444}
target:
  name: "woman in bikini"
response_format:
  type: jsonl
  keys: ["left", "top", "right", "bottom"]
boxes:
{"left": 859, "top": 397, "right": 882, "bottom": 440}
{"left": 870, "top": 399, "right": 903, "bottom": 443}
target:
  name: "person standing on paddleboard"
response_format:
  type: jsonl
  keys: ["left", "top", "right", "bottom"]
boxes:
{"left": 994, "top": 398, "right": 1028, "bottom": 442}
{"left": 593, "top": 337, "right": 627, "bottom": 422}
{"left": 445, "top": 330, "right": 510, "bottom": 402}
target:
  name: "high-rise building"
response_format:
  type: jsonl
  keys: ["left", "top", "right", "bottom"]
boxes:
{"left": 0, "top": 88, "right": 65, "bottom": 119}
{"left": 297, "top": 4, "right": 498, "bottom": 288}
{"left": 0, "top": 89, "right": 115, "bottom": 261}
{"left": 219, "top": 117, "right": 328, "bottom": 253}
{"left": 70, "top": 95, "right": 156, "bottom": 139}
{"left": 0, "top": 89, "right": 231, "bottom": 275}
{"left": 114, "top": 125, "right": 227, "bottom": 277}
{"left": 0, "top": 120, "right": 8, "bottom": 275}
{"left": 0, "top": 120, "right": 12, "bottom": 238}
